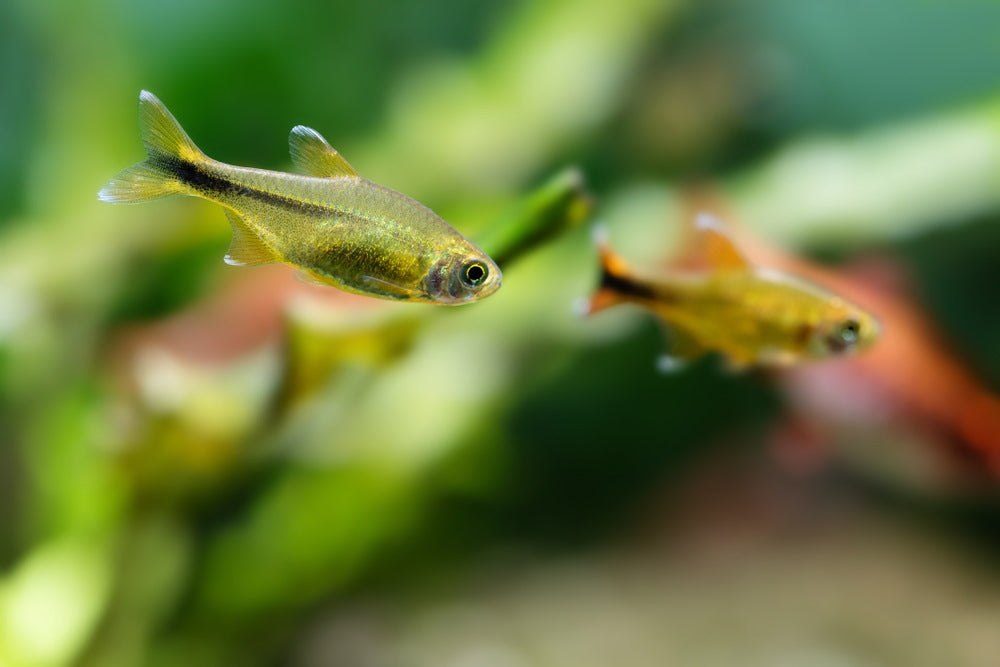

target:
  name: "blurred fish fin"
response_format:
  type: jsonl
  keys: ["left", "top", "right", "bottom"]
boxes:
{"left": 694, "top": 212, "right": 751, "bottom": 271}
{"left": 656, "top": 354, "right": 689, "bottom": 373}
{"left": 289, "top": 125, "right": 359, "bottom": 178}
{"left": 658, "top": 321, "right": 703, "bottom": 366}
{"left": 668, "top": 185, "right": 742, "bottom": 270}
{"left": 757, "top": 346, "right": 798, "bottom": 367}
{"left": 582, "top": 226, "right": 631, "bottom": 314}
{"left": 98, "top": 90, "right": 206, "bottom": 203}
{"left": 582, "top": 287, "right": 622, "bottom": 315}
{"left": 593, "top": 225, "right": 633, "bottom": 277}
{"left": 223, "top": 210, "right": 280, "bottom": 266}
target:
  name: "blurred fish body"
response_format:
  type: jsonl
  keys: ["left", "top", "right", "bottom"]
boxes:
{"left": 585, "top": 214, "right": 880, "bottom": 369}
{"left": 98, "top": 91, "right": 501, "bottom": 304}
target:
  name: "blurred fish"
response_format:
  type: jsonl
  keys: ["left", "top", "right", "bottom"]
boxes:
{"left": 583, "top": 214, "right": 880, "bottom": 369}
{"left": 757, "top": 245, "right": 1000, "bottom": 478}
{"left": 680, "top": 190, "right": 1000, "bottom": 478}
{"left": 99, "top": 91, "right": 501, "bottom": 304}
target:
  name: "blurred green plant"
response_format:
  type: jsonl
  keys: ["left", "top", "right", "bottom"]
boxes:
{"left": 1, "top": 1, "right": 1000, "bottom": 666}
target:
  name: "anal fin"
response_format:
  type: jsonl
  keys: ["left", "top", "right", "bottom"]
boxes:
{"left": 223, "top": 209, "right": 280, "bottom": 266}
{"left": 296, "top": 269, "right": 336, "bottom": 287}
{"left": 655, "top": 321, "right": 704, "bottom": 373}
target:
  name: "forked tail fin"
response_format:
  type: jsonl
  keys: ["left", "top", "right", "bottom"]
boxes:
{"left": 98, "top": 90, "right": 207, "bottom": 203}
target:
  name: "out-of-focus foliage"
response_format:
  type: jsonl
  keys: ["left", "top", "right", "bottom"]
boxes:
{"left": 2, "top": 1, "right": 1000, "bottom": 666}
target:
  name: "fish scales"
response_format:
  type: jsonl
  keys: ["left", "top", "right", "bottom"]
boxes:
{"left": 99, "top": 91, "right": 501, "bottom": 304}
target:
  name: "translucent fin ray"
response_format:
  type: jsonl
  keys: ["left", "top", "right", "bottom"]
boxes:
{"left": 289, "top": 125, "right": 359, "bottom": 178}
{"left": 223, "top": 210, "right": 280, "bottom": 266}
{"left": 97, "top": 162, "right": 183, "bottom": 203}
{"left": 138, "top": 90, "right": 205, "bottom": 164}
{"left": 97, "top": 90, "right": 208, "bottom": 203}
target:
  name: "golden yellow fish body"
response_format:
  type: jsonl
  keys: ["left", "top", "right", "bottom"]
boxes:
{"left": 99, "top": 91, "right": 501, "bottom": 304}
{"left": 588, "top": 218, "right": 880, "bottom": 369}
{"left": 646, "top": 269, "right": 878, "bottom": 367}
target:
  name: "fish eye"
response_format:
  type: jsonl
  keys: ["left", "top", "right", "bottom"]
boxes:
{"left": 462, "top": 261, "right": 488, "bottom": 287}
{"left": 838, "top": 318, "right": 861, "bottom": 347}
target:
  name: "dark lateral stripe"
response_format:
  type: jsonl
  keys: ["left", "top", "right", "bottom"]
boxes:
{"left": 600, "top": 270, "right": 661, "bottom": 301}
{"left": 152, "top": 153, "right": 331, "bottom": 216}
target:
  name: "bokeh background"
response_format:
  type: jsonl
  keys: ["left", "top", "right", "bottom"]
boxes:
{"left": 2, "top": 0, "right": 1000, "bottom": 665}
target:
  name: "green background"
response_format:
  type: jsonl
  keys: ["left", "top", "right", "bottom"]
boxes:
{"left": 1, "top": 0, "right": 999, "bottom": 665}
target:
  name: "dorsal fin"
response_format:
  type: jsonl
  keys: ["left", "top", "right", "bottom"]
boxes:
{"left": 222, "top": 209, "right": 281, "bottom": 266}
{"left": 694, "top": 212, "right": 751, "bottom": 271}
{"left": 288, "top": 125, "right": 359, "bottom": 178}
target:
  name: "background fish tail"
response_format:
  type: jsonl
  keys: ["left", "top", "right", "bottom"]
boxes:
{"left": 586, "top": 232, "right": 683, "bottom": 315}
{"left": 98, "top": 90, "right": 207, "bottom": 203}
{"left": 584, "top": 230, "right": 641, "bottom": 314}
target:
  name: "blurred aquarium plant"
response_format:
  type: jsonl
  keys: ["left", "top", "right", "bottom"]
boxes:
{"left": 1, "top": 0, "right": 1000, "bottom": 666}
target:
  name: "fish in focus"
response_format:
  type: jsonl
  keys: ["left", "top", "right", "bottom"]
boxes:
{"left": 98, "top": 91, "right": 502, "bottom": 304}
{"left": 583, "top": 214, "right": 880, "bottom": 369}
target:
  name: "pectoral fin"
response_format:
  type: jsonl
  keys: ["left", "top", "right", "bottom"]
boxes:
{"left": 361, "top": 275, "right": 423, "bottom": 301}
{"left": 223, "top": 210, "right": 280, "bottom": 266}
{"left": 289, "top": 125, "right": 359, "bottom": 178}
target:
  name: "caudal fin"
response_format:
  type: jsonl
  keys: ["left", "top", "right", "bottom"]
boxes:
{"left": 581, "top": 226, "right": 634, "bottom": 315}
{"left": 98, "top": 90, "right": 207, "bottom": 203}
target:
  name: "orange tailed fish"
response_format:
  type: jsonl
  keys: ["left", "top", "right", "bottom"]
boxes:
{"left": 584, "top": 214, "right": 880, "bottom": 370}
{"left": 99, "top": 91, "right": 501, "bottom": 304}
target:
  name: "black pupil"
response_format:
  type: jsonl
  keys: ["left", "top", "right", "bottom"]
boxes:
{"left": 841, "top": 319, "right": 859, "bottom": 342}
{"left": 466, "top": 263, "right": 485, "bottom": 283}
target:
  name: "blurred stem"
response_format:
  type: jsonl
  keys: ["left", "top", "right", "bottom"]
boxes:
{"left": 72, "top": 510, "right": 189, "bottom": 667}
{"left": 267, "top": 168, "right": 592, "bottom": 420}
{"left": 477, "top": 167, "right": 593, "bottom": 267}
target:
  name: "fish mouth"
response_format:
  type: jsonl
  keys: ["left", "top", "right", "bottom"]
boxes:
{"left": 447, "top": 275, "right": 502, "bottom": 303}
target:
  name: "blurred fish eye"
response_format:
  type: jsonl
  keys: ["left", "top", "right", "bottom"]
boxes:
{"left": 462, "top": 260, "right": 488, "bottom": 287}
{"left": 822, "top": 317, "right": 861, "bottom": 354}
{"left": 839, "top": 318, "right": 861, "bottom": 346}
